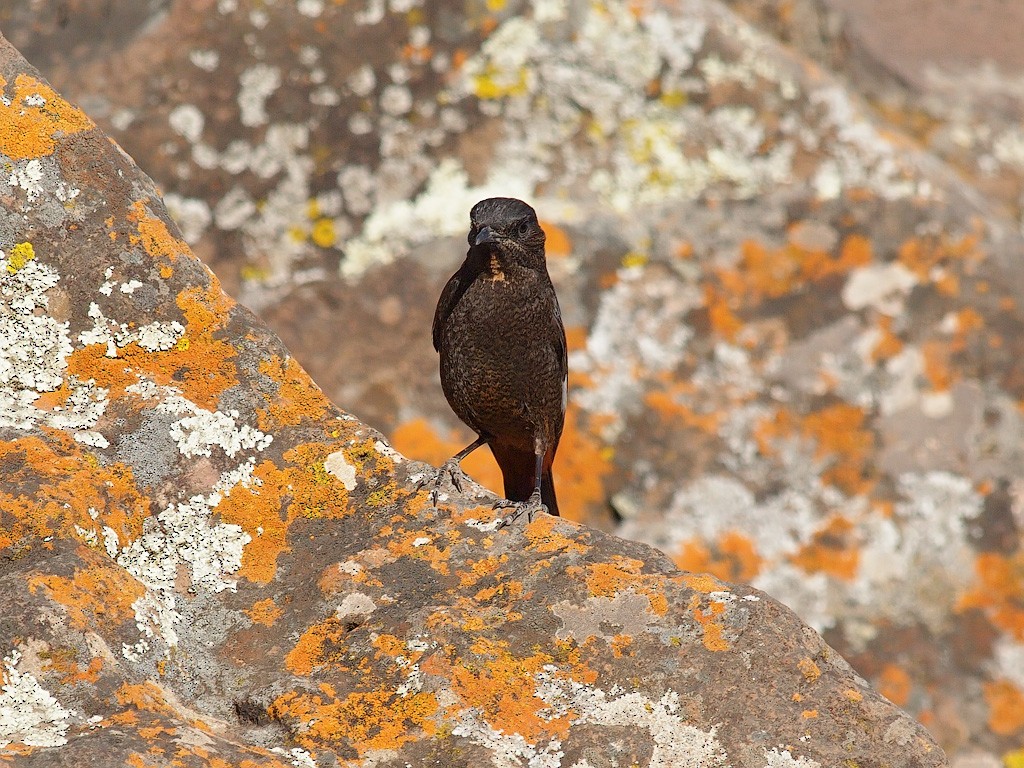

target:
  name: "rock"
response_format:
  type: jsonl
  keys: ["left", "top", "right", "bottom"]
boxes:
{"left": 5, "top": 0, "right": 1024, "bottom": 763}
{"left": 0, "top": 34, "right": 945, "bottom": 767}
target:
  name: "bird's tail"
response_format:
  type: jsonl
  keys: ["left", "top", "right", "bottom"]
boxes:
{"left": 491, "top": 444, "right": 560, "bottom": 517}
{"left": 541, "top": 466, "right": 559, "bottom": 517}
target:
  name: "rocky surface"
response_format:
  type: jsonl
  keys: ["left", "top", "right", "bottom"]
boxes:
{"left": 3, "top": 0, "right": 1024, "bottom": 765}
{"left": 0, "top": 32, "right": 946, "bottom": 768}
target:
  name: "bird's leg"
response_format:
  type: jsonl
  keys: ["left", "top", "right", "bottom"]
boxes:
{"left": 495, "top": 449, "right": 547, "bottom": 528}
{"left": 428, "top": 435, "right": 488, "bottom": 506}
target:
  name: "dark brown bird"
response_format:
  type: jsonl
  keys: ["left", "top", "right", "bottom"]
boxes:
{"left": 432, "top": 197, "right": 567, "bottom": 525}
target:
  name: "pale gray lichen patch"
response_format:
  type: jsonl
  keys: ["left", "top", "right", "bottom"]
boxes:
{"left": 111, "top": 379, "right": 275, "bottom": 657}
{"left": 115, "top": 485, "right": 254, "bottom": 659}
{"left": 534, "top": 676, "right": 728, "bottom": 768}
{"left": 551, "top": 592, "right": 661, "bottom": 642}
{"left": 570, "top": 265, "right": 701, "bottom": 440}
{"left": 446, "top": 673, "right": 726, "bottom": 767}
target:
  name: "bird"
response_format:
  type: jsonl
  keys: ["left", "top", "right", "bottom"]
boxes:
{"left": 431, "top": 197, "right": 567, "bottom": 526}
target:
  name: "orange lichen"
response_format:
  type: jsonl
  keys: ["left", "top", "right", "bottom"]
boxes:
{"left": 285, "top": 618, "right": 357, "bottom": 675}
{"left": 0, "top": 73, "right": 94, "bottom": 159}
{"left": 688, "top": 594, "right": 730, "bottom": 652}
{"left": 801, "top": 709, "right": 819, "bottom": 719}
{"left": 440, "top": 637, "right": 574, "bottom": 741}
{"left": 876, "top": 664, "right": 911, "bottom": 707}
{"left": 681, "top": 572, "right": 728, "bottom": 594}
{"left": 950, "top": 307, "right": 984, "bottom": 352}
{"left": 541, "top": 221, "right": 572, "bottom": 257}
{"left": 704, "top": 284, "right": 743, "bottom": 341}
{"left": 386, "top": 529, "right": 451, "bottom": 576}
{"left": 127, "top": 200, "right": 191, "bottom": 264}
{"left": 921, "top": 340, "right": 953, "bottom": 392}
{"left": 457, "top": 554, "right": 505, "bottom": 588}
{"left": 645, "top": 388, "right": 722, "bottom": 434}
{"left": 35, "top": 647, "right": 104, "bottom": 686}
{"left": 0, "top": 435, "right": 148, "bottom": 551}
{"left": 715, "top": 235, "right": 873, "bottom": 307}
{"left": 611, "top": 634, "right": 634, "bottom": 658}
{"left": 757, "top": 404, "right": 874, "bottom": 495}
{"left": 115, "top": 682, "right": 178, "bottom": 715}
{"left": 285, "top": 442, "right": 356, "bottom": 519}
{"left": 790, "top": 516, "right": 860, "bottom": 580}
{"left": 29, "top": 555, "right": 146, "bottom": 632}
{"left": 553, "top": 403, "right": 615, "bottom": 522}
{"left": 984, "top": 679, "right": 1024, "bottom": 735}
{"left": 573, "top": 557, "right": 668, "bottom": 615}
{"left": 523, "top": 513, "right": 590, "bottom": 557}
{"left": 247, "top": 598, "right": 283, "bottom": 627}
{"left": 797, "top": 657, "right": 822, "bottom": 683}
{"left": 214, "top": 460, "right": 290, "bottom": 584}
{"left": 674, "top": 532, "right": 763, "bottom": 583}
{"left": 424, "top": 594, "right": 523, "bottom": 633}
{"left": 957, "top": 552, "right": 1024, "bottom": 640}
{"left": 66, "top": 281, "right": 238, "bottom": 411}
{"left": 870, "top": 315, "right": 904, "bottom": 362}
{"left": 255, "top": 355, "right": 331, "bottom": 430}
{"left": 269, "top": 683, "right": 438, "bottom": 754}
{"left": 897, "top": 233, "right": 982, "bottom": 281}
{"left": 217, "top": 440, "right": 362, "bottom": 584}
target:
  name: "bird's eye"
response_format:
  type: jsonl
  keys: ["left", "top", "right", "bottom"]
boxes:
{"left": 517, "top": 221, "right": 531, "bottom": 237}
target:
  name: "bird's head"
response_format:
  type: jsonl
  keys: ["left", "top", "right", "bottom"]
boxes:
{"left": 467, "top": 197, "right": 547, "bottom": 270}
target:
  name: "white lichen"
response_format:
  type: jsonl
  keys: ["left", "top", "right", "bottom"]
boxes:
{"left": 764, "top": 747, "right": 821, "bottom": 767}
{"left": 78, "top": 301, "right": 186, "bottom": 355}
{"left": 167, "top": 408, "right": 272, "bottom": 458}
{"left": 238, "top": 64, "right": 282, "bottom": 128}
{"left": 324, "top": 449, "right": 358, "bottom": 490}
{"left": 0, "top": 650, "right": 73, "bottom": 749}
{"left": 168, "top": 103, "right": 205, "bottom": 144}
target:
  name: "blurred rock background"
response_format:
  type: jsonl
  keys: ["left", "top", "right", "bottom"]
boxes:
{"left": 4, "top": 0, "right": 1023, "bottom": 763}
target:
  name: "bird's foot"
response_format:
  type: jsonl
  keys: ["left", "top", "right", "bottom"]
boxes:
{"left": 424, "top": 460, "right": 473, "bottom": 507}
{"left": 494, "top": 491, "right": 548, "bottom": 529}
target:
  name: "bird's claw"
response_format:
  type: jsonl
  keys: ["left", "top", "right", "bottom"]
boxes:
{"left": 427, "top": 460, "right": 471, "bottom": 507}
{"left": 494, "top": 492, "right": 548, "bottom": 529}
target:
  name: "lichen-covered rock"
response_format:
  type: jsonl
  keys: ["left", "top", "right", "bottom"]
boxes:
{"left": 9, "top": 0, "right": 1024, "bottom": 764}
{"left": 0, "top": 33, "right": 946, "bottom": 768}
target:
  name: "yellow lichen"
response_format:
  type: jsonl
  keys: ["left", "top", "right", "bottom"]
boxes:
{"left": 310, "top": 218, "right": 337, "bottom": 248}
{"left": 6, "top": 241, "right": 35, "bottom": 274}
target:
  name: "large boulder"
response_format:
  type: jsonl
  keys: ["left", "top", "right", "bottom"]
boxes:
{"left": 0, "top": 33, "right": 946, "bottom": 768}
{"left": 7, "top": 0, "right": 1024, "bottom": 764}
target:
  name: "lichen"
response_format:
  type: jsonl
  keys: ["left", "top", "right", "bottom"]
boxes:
{"left": 0, "top": 649, "right": 74, "bottom": 749}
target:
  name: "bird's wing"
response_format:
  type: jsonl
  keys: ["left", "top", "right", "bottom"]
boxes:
{"left": 432, "top": 270, "right": 466, "bottom": 352}
{"left": 551, "top": 291, "right": 568, "bottom": 418}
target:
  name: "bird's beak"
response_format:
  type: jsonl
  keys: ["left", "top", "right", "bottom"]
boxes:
{"left": 474, "top": 226, "right": 497, "bottom": 246}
